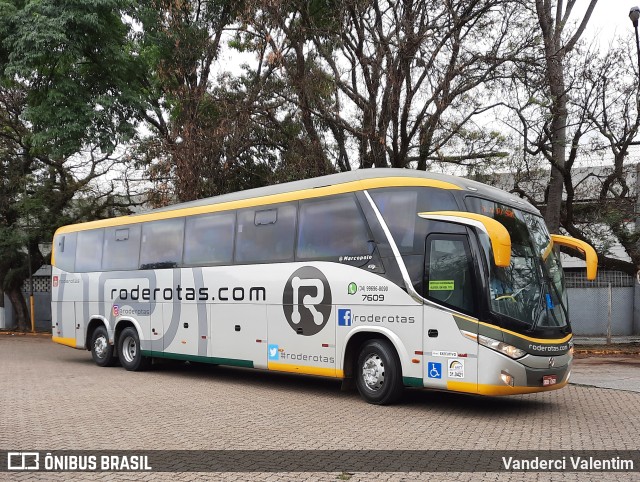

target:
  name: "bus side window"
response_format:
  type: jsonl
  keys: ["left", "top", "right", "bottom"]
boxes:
{"left": 235, "top": 204, "right": 296, "bottom": 263}
{"left": 370, "top": 187, "right": 458, "bottom": 253}
{"left": 183, "top": 212, "right": 235, "bottom": 265}
{"left": 53, "top": 232, "right": 77, "bottom": 273}
{"left": 426, "top": 236, "right": 476, "bottom": 315}
{"left": 140, "top": 218, "right": 185, "bottom": 269}
{"left": 102, "top": 224, "right": 142, "bottom": 271}
{"left": 296, "top": 195, "right": 370, "bottom": 260}
{"left": 75, "top": 229, "right": 104, "bottom": 272}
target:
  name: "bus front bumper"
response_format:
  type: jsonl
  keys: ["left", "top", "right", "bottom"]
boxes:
{"left": 446, "top": 351, "right": 572, "bottom": 396}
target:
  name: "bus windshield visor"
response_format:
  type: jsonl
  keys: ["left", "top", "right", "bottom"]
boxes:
{"left": 466, "top": 198, "right": 568, "bottom": 329}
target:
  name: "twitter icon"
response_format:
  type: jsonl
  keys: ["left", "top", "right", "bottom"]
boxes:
{"left": 268, "top": 344, "right": 279, "bottom": 361}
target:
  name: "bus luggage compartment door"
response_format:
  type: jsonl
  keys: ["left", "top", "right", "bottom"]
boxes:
{"left": 53, "top": 300, "right": 77, "bottom": 347}
{"left": 210, "top": 304, "right": 268, "bottom": 369}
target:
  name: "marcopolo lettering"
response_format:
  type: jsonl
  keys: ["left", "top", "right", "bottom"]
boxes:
{"left": 110, "top": 285, "right": 266, "bottom": 302}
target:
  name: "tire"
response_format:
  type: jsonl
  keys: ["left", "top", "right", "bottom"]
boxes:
{"left": 355, "top": 339, "right": 404, "bottom": 405}
{"left": 118, "top": 327, "right": 151, "bottom": 371}
{"left": 90, "top": 325, "right": 116, "bottom": 367}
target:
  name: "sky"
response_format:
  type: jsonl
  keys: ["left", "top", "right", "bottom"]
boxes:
{"left": 121, "top": 1, "right": 640, "bottom": 186}
{"left": 587, "top": 1, "right": 639, "bottom": 43}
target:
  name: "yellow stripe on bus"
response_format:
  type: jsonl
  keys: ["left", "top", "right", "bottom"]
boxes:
{"left": 52, "top": 336, "right": 77, "bottom": 348}
{"left": 447, "top": 379, "right": 568, "bottom": 396}
{"left": 476, "top": 320, "right": 573, "bottom": 345}
{"left": 268, "top": 362, "right": 343, "bottom": 378}
{"left": 453, "top": 312, "right": 573, "bottom": 345}
{"left": 53, "top": 177, "right": 461, "bottom": 235}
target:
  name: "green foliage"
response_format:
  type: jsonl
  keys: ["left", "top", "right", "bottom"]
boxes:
{"left": 0, "top": 0, "right": 144, "bottom": 327}
{"left": 1, "top": 0, "right": 144, "bottom": 157}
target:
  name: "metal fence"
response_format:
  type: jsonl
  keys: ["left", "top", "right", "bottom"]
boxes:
{"left": 565, "top": 269, "right": 635, "bottom": 288}
{"left": 21, "top": 276, "right": 52, "bottom": 293}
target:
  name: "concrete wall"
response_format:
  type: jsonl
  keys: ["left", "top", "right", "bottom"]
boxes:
{"left": 567, "top": 287, "right": 635, "bottom": 336}
{"left": 1, "top": 292, "right": 52, "bottom": 332}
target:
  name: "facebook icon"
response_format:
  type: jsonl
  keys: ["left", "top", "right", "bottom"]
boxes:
{"left": 338, "top": 308, "right": 352, "bottom": 326}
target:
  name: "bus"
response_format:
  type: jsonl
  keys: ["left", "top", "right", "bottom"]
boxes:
{"left": 51, "top": 169, "right": 597, "bottom": 404}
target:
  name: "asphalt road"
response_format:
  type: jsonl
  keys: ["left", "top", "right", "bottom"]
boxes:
{"left": 1, "top": 334, "right": 639, "bottom": 481}
{"left": 571, "top": 357, "right": 640, "bottom": 393}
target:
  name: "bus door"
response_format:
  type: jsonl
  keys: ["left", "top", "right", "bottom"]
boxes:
{"left": 422, "top": 231, "right": 479, "bottom": 392}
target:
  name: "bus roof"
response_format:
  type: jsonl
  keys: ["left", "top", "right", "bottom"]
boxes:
{"left": 147, "top": 169, "right": 538, "bottom": 214}
{"left": 56, "top": 168, "right": 540, "bottom": 234}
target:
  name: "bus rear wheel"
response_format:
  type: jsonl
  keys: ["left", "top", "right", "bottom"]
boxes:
{"left": 90, "top": 325, "right": 116, "bottom": 367}
{"left": 118, "top": 327, "right": 151, "bottom": 371}
{"left": 355, "top": 339, "right": 404, "bottom": 405}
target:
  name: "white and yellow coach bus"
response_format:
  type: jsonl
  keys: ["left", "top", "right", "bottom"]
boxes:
{"left": 51, "top": 169, "right": 597, "bottom": 404}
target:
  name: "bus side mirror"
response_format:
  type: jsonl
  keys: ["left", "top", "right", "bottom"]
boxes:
{"left": 550, "top": 235, "right": 598, "bottom": 280}
{"left": 417, "top": 211, "right": 511, "bottom": 268}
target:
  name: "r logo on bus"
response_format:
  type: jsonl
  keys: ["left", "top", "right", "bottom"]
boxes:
{"left": 283, "top": 266, "right": 332, "bottom": 336}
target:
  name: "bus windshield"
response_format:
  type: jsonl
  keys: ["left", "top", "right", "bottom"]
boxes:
{"left": 466, "top": 198, "right": 568, "bottom": 329}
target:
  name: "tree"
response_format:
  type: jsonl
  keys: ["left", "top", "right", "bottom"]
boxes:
{"left": 499, "top": 36, "right": 640, "bottom": 275}
{"left": 131, "top": 0, "right": 302, "bottom": 204}
{"left": 561, "top": 42, "right": 640, "bottom": 275}
{"left": 0, "top": 82, "right": 141, "bottom": 330}
{"left": 0, "top": 0, "right": 146, "bottom": 158}
{"left": 0, "top": 0, "right": 143, "bottom": 329}
{"left": 530, "top": 0, "right": 598, "bottom": 233}
{"left": 241, "top": 0, "right": 530, "bottom": 172}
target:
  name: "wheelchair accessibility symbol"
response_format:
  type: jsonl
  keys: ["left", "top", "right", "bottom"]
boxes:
{"left": 428, "top": 362, "right": 442, "bottom": 379}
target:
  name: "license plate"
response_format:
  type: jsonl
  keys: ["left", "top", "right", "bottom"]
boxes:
{"left": 542, "top": 375, "right": 557, "bottom": 386}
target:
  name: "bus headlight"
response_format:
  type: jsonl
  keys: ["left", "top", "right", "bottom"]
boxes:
{"left": 478, "top": 334, "right": 526, "bottom": 359}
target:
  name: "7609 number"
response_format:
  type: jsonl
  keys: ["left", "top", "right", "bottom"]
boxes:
{"left": 362, "top": 294, "right": 385, "bottom": 302}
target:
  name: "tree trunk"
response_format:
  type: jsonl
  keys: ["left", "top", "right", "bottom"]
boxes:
{"left": 534, "top": 0, "right": 597, "bottom": 233}
{"left": 7, "top": 286, "right": 29, "bottom": 332}
{"left": 291, "top": 41, "right": 332, "bottom": 176}
{"left": 543, "top": 54, "right": 567, "bottom": 234}
{"left": 0, "top": 287, "right": 4, "bottom": 329}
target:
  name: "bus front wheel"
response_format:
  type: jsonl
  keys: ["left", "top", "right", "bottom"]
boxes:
{"left": 355, "top": 339, "right": 403, "bottom": 405}
{"left": 118, "top": 327, "right": 151, "bottom": 371}
{"left": 90, "top": 325, "right": 116, "bottom": 367}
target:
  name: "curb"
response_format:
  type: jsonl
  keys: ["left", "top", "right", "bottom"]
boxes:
{"left": 574, "top": 343, "right": 640, "bottom": 356}
{"left": 0, "top": 331, "right": 51, "bottom": 337}
{"left": 575, "top": 351, "right": 640, "bottom": 356}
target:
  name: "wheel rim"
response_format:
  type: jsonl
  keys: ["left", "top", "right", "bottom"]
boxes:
{"left": 361, "top": 353, "right": 385, "bottom": 391}
{"left": 93, "top": 335, "right": 108, "bottom": 359}
{"left": 122, "top": 335, "right": 137, "bottom": 364}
